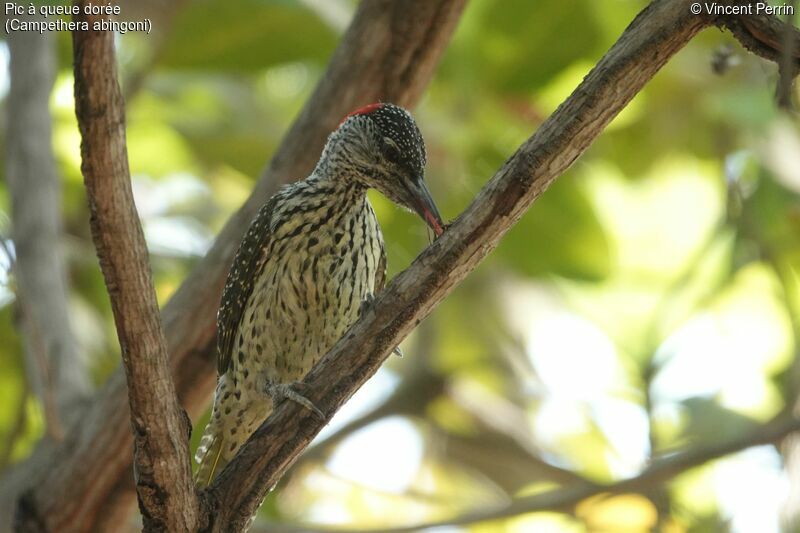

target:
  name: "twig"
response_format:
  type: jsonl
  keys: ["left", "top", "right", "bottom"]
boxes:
{"left": 71, "top": 4, "right": 198, "bottom": 531}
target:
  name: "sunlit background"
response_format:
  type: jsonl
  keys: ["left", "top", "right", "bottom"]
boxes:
{"left": 2, "top": 0, "right": 800, "bottom": 531}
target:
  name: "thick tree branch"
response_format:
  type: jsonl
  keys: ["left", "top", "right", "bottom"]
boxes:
{"left": 71, "top": 6, "right": 197, "bottom": 532}
{"left": 6, "top": 1, "right": 466, "bottom": 531}
{"left": 202, "top": 0, "right": 717, "bottom": 529}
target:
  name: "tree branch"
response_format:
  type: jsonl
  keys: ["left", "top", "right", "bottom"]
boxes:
{"left": 71, "top": 5, "right": 197, "bottom": 532}
{"left": 5, "top": 1, "right": 466, "bottom": 530}
{"left": 775, "top": 0, "right": 798, "bottom": 108}
{"left": 202, "top": 0, "right": 718, "bottom": 529}
{"left": 717, "top": 2, "right": 800, "bottom": 66}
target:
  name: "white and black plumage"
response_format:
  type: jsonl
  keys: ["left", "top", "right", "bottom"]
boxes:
{"left": 195, "top": 103, "right": 444, "bottom": 486}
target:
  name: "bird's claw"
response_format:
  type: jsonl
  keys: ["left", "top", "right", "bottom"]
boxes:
{"left": 266, "top": 381, "right": 325, "bottom": 420}
{"left": 393, "top": 345, "right": 404, "bottom": 357}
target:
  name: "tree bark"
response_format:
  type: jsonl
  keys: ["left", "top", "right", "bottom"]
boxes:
{"left": 70, "top": 4, "right": 198, "bottom": 532}
{"left": 3, "top": 1, "right": 466, "bottom": 531}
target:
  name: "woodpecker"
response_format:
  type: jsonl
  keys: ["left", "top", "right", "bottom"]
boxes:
{"left": 195, "top": 103, "right": 444, "bottom": 486}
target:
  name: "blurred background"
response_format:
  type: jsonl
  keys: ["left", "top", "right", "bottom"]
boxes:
{"left": 2, "top": 0, "right": 800, "bottom": 531}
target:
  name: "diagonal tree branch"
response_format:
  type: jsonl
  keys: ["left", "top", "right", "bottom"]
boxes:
{"left": 202, "top": 0, "right": 718, "bottom": 528}
{"left": 204, "top": 2, "right": 800, "bottom": 529}
{"left": 5, "top": 1, "right": 466, "bottom": 531}
{"left": 71, "top": 5, "right": 197, "bottom": 532}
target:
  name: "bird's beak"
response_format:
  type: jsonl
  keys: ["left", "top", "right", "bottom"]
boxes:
{"left": 408, "top": 176, "right": 444, "bottom": 237}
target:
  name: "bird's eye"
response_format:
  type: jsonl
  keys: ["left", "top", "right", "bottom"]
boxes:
{"left": 382, "top": 138, "right": 401, "bottom": 164}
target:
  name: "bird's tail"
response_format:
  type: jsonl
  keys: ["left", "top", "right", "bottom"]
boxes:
{"left": 195, "top": 430, "right": 229, "bottom": 488}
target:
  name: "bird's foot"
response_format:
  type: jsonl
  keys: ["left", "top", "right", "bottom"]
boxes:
{"left": 393, "top": 345, "right": 404, "bottom": 357}
{"left": 266, "top": 381, "right": 325, "bottom": 420}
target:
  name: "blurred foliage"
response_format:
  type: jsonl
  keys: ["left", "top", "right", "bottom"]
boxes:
{"left": 2, "top": 0, "right": 800, "bottom": 531}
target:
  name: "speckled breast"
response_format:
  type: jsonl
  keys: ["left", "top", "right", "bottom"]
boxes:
{"left": 235, "top": 196, "right": 384, "bottom": 388}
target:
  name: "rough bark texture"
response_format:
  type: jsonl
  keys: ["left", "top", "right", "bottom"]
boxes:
{"left": 202, "top": 1, "right": 716, "bottom": 529}
{"left": 69, "top": 5, "right": 197, "bottom": 532}
{"left": 4, "top": 1, "right": 466, "bottom": 531}
{"left": 718, "top": 2, "right": 800, "bottom": 66}
{"left": 5, "top": 17, "right": 90, "bottom": 433}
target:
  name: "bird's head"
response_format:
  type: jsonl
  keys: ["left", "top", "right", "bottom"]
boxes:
{"left": 323, "top": 103, "right": 444, "bottom": 236}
